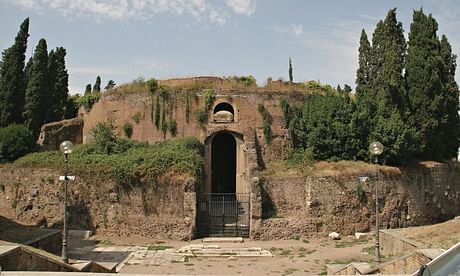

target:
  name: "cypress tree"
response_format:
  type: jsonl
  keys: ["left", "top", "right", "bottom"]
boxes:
{"left": 24, "top": 57, "right": 33, "bottom": 87}
{"left": 438, "top": 35, "right": 459, "bottom": 158}
{"left": 85, "top": 84, "right": 92, "bottom": 95}
{"left": 105, "top": 80, "right": 116, "bottom": 90}
{"left": 354, "top": 29, "right": 377, "bottom": 160}
{"left": 93, "top": 76, "right": 101, "bottom": 93}
{"left": 355, "top": 29, "right": 371, "bottom": 100}
{"left": 288, "top": 57, "right": 293, "bottom": 83}
{"left": 405, "top": 9, "right": 445, "bottom": 159}
{"left": 367, "top": 8, "right": 418, "bottom": 163}
{"left": 46, "top": 49, "right": 58, "bottom": 122}
{"left": 46, "top": 47, "right": 68, "bottom": 122}
{"left": 23, "top": 39, "right": 48, "bottom": 137}
{"left": 0, "top": 18, "right": 29, "bottom": 127}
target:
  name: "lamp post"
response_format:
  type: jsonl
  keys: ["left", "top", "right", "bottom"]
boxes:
{"left": 369, "top": 141, "right": 383, "bottom": 264}
{"left": 59, "top": 141, "right": 73, "bottom": 264}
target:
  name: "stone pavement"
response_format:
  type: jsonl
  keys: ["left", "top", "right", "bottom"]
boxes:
{"left": 69, "top": 240, "right": 272, "bottom": 272}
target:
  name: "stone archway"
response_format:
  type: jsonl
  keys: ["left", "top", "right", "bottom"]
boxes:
{"left": 211, "top": 132, "right": 236, "bottom": 193}
{"left": 196, "top": 131, "right": 250, "bottom": 237}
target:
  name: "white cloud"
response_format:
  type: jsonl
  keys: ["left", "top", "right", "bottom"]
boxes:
{"left": 226, "top": 0, "right": 255, "bottom": 16}
{"left": 6, "top": 0, "right": 229, "bottom": 24}
{"left": 291, "top": 23, "right": 303, "bottom": 36}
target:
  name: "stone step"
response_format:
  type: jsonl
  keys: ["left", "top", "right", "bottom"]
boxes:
{"left": 202, "top": 237, "right": 244, "bottom": 243}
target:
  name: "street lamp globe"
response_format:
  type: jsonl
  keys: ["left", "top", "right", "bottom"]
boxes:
{"left": 369, "top": 141, "right": 383, "bottom": 156}
{"left": 60, "top": 141, "right": 74, "bottom": 155}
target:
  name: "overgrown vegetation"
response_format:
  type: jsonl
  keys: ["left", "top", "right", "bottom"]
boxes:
{"left": 15, "top": 121, "right": 204, "bottom": 192}
{"left": 257, "top": 103, "right": 272, "bottom": 143}
{"left": 194, "top": 89, "right": 215, "bottom": 126}
{"left": 123, "top": 122, "right": 133, "bottom": 138}
{"left": 0, "top": 124, "right": 35, "bottom": 162}
{"left": 131, "top": 112, "right": 142, "bottom": 123}
{"left": 74, "top": 93, "right": 101, "bottom": 113}
{"left": 278, "top": 9, "right": 459, "bottom": 166}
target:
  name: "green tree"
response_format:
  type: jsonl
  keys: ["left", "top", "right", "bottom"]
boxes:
{"left": 0, "top": 18, "right": 29, "bottom": 127}
{"left": 47, "top": 47, "right": 68, "bottom": 122}
{"left": 85, "top": 84, "right": 92, "bottom": 95}
{"left": 368, "top": 8, "right": 418, "bottom": 163}
{"left": 354, "top": 29, "right": 375, "bottom": 159}
{"left": 24, "top": 57, "right": 33, "bottom": 87}
{"left": 289, "top": 57, "right": 293, "bottom": 83}
{"left": 288, "top": 91, "right": 359, "bottom": 161}
{"left": 23, "top": 38, "right": 48, "bottom": 137}
{"left": 405, "top": 9, "right": 448, "bottom": 160}
{"left": 93, "top": 76, "right": 101, "bottom": 93}
{"left": 439, "top": 35, "right": 460, "bottom": 158}
{"left": 0, "top": 124, "right": 35, "bottom": 162}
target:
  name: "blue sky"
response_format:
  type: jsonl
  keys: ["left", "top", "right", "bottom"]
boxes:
{"left": 1, "top": 0, "right": 460, "bottom": 94}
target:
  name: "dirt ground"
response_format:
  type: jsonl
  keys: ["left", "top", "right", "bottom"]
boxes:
{"left": 78, "top": 234, "right": 374, "bottom": 275}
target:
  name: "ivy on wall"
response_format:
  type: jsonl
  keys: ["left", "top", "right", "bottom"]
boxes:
{"left": 258, "top": 103, "right": 272, "bottom": 143}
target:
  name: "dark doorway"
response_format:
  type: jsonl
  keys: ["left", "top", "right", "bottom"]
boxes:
{"left": 211, "top": 132, "right": 236, "bottom": 193}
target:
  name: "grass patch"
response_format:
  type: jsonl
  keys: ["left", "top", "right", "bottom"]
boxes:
{"left": 280, "top": 250, "right": 291, "bottom": 256}
{"left": 282, "top": 268, "right": 298, "bottom": 275}
{"left": 335, "top": 239, "right": 368, "bottom": 248}
{"left": 302, "top": 239, "right": 309, "bottom": 244}
{"left": 99, "top": 240, "right": 112, "bottom": 246}
{"left": 329, "top": 258, "right": 358, "bottom": 264}
{"left": 147, "top": 244, "right": 173, "bottom": 251}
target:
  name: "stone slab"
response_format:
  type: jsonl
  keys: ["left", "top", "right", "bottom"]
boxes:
{"left": 68, "top": 230, "right": 93, "bottom": 239}
{"left": 202, "top": 237, "right": 244, "bottom": 243}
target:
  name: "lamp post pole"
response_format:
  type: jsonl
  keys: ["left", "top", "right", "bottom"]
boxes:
{"left": 60, "top": 141, "right": 73, "bottom": 264}
{"left": 62, "top": 153, "right": 68, "bottom": 263}
{"left": 374, "top": 155, "right": 381, "bottom": 264}
{"left": 369, "top": 141, "right": 383, "bottom": 264}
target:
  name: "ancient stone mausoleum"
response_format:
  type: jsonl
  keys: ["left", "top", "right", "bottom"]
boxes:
{"left": 32, "top": 76, "right": 459, "bottom": 240}
{"left": 78, "top": 77, "right": 300, "bottom": 238}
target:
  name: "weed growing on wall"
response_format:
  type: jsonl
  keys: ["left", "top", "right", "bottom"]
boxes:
{"left": 131, "top": 112, "right": 142, "bottom": 123}
{"left": 123, "top": 122, "right": 133, "bottom": 138}
{"left": 75, "top": 93, "right": 101, "bottom": 113}
{"left": 258, "top": 103, "right": 273, "bottom": 143}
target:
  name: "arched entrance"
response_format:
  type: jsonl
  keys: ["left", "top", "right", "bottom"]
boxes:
{"left": 196, "top": 131, "right": 250, "bottom": 238}
{"left": 211, "top": 132, "right": 236, "bottom": 193}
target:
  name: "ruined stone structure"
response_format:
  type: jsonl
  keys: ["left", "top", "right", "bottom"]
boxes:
{"left": 24, "top": 77, "right": 460, "bottom": 239}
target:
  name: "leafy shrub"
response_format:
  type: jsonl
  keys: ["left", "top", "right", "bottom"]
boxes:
{"left": 131, "top": 112, "right": 142, "bottom": 123}
{"left": 356, "top": 182, "right": 367, "bottom": 203}
{"left": 123, "top": 122, "right": 133, "bottom": 138}
{"left": 75, "top": 93, "right": 101, "bottom": 112}
{"left": 146, "top": 78, "right": 158, "bottom": 94}
{"left": 88, "top": 121, "right": 124, "bottom": 154}
{"left": 286, "top": 148, "right": 314, "bottom": 168}
{"left": 203, "top": 89, "right": 215, "bottom": 109}
{"left": 258, "top": 104, "right": 273, "bottom": 143}
{"left": 167, "top": 119, "right": 177, "bottom": 136}
{"left": 0, "top": 124, "right": 35, "bottom": 162}
{"left": 239, "top": 75, "right": 257, "bottom": 87}
{"left": 194, "top": 109, "right": 207, "bottom": 126}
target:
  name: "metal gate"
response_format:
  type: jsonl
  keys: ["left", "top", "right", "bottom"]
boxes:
{"left": 196, "top": 193, "right": 250, "bottom": 238}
